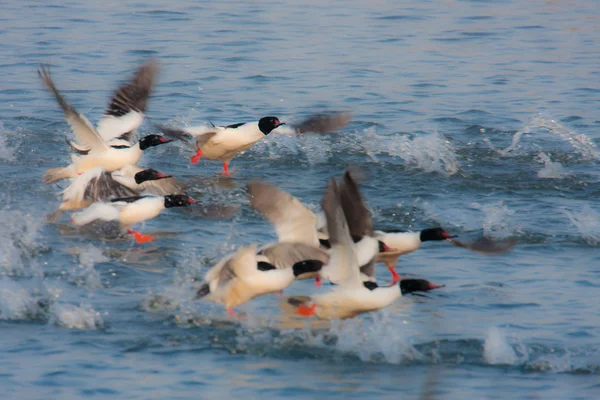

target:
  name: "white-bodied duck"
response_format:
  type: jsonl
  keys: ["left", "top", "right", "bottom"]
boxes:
{"left": 194, "top": 242, "right": 326, "bottom": 315}
{"left": 158, "top": 111, "right": 350, "bottom": 175}
{"left": 71, "top": 194, "right": 195, "bottom": 243}
{"left": 38, "top": 65, "right": 171, "bottom": 183}
{"left": 286, "top": 178, "right": 442, "bottom": 320}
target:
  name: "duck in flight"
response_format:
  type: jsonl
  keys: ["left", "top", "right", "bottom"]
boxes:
{"left": 157, "top": 111, "right": 350, "bottom": 176}
{"left": 71, "top": 194, "right": 195, "bottom": 243}
{"left": 287, "top": 177, "right": 441, "bottom": 319}
{"left": 38, "top": 65, "right": 171, "bottom": 183}
{"left": 48, "top": 165, "right": 180, "bottom": 222}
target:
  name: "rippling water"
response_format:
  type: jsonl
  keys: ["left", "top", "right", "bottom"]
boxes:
{"left": 2, "top": 1, "right": 600, "bottom": 398}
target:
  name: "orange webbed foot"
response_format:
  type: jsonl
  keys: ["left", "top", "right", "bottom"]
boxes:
{"left": 191, "top": 149, "right": 203, "bottom": 164}
{"left": 296, "top": 303, "right": 316, "bottom": 317}
{"left": 222, "top": 162, "right": 230, "bottom": 176}
{"left": 127, "top": 230, "right": 155, "bottom": 244}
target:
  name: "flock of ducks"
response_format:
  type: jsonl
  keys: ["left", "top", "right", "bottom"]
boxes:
{"left": 41, "top": 58, "right": 515, "bottom": 320}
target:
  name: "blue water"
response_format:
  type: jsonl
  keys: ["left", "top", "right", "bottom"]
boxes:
{"left": 1, "top": 0, "right": 600, "bottom": 398}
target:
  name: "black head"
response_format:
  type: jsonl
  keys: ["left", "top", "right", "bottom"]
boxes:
{"left": 399, "top": 279, "right": 443, "bottom": 295}
{"left": 420, "top": 227, "right": 456, "bottom": 242}
{"left": 292, "top": 260, "right": 324, "bottom": 277}
{"left": 139, "top": 134, "right": 172, "bottom": 150}
{"left": 134, "top": 168, "right": 172, "bottom": 184}
{"left": 164, "top": 194, "right": 196, "bottom": 208}
{"left": 258, "top": 116, "right": 284, "bottom": 135}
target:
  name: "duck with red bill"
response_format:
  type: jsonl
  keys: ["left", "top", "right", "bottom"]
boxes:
{"left": 71, "top": 194, "right": 196, "bottom": 244}
{"left": 157, "top": 111, "right": 350, "bottom": 176}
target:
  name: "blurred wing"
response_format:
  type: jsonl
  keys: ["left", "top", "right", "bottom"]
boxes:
{"left": 38, "top": 65, "right": 109, "bottom": 152}
{"left": 247, "top": 181, "right": 318, "bottom": 246}
{"left": 185, "top": 203, "right": 240, "bottom": 220}
{"left": 84, "top": 171, "right": 138, "bottom": 202}
{"left": 157, "top": 125, "right": 218, "bottom": 148}
{"left": 156, "top": 125, "right": 193, "bottom": 144}
{"left": 139, "top": 177, "right": 185, "bottom": 196}
{"left": 258, "top": 243, "right": 329, "bottom": 269}
{"left": 447, "top": 237, "right": 517, "bottom": 254}
{"left": 339, "top": 169, "right": 373, "bottom": 237}
{"left": 97, "top": 58, "right": 159, "bottom": 143}
{"left": 291, "top": 111, "right": 351, "bottom": 134}
{"left": 320, "top": 178, "right": 361, "bottom": 287}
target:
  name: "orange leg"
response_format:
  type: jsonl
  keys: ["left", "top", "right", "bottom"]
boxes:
{"left": 296, "top": 303, "right": 316, "bottom": 317}
{"left": 314, "top": 275, "right": 322, "bottom": 287}
{"left": 127, "top": 229, "right": 155, "bottom": 244}
{"left": 388, "top": 264, "right": 401, "bottom": 282}
{"left": 222, "top": 161, "right": 230, "bottom": 176}
{"left": 191, "top": 149, "right": 203, "bottom": 164}
{"left": 227, "top": 308, "right": 237, "bottom": 317}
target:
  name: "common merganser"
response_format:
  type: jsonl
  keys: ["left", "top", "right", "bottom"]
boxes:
{"left": 375, "top": 228, "right": 516, "bottom": 277}
{"left": 48, "top": 165, "right": 175, "bottom": 222}
{"left": 286, "top": 178, "right": 442, "bottom": 320}
{"left": 247, "top": 176, "right": 379, "bottom": 285}
{"left": 62, "top": 59, "right": 159, "bottom": 152}
{"left": 71, "top": 194, "right": 195, "bottom": 243}
{"left": 38, "top": 65, "right": 171, "bottom": 183}
{"left": 194, "top": 243, "right": 325, "bottom": 315}
{"left": 158, "top": 111, "right": 350, "bottom": 175}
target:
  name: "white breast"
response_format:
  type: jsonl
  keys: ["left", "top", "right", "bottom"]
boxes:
{"left": 118, "top": 197, "right": 165, "bottom": 226}
{"left": 311, "top": 285, "right": 401, "bottom": 319}
{"left": 201, "top": 123, "right": 264, "bottom": 160}
{"left": 376, "top": 231, "right": 422, "bottom": 255}
{"left": 74, "top": 146, "right": 143, "bottom": 174}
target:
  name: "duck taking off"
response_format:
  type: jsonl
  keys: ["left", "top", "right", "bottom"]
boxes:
{"left": 157, "top": 111, "right": 350, "bottom": 175}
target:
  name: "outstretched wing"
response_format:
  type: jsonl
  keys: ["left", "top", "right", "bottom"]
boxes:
{"left": 339, "top": 169, "right": 373, "bottom": 238}
{"left": 247, "top": 181, "right": 319, "bottom": 246}
{"left": 38, "top": 64, "right": 109, "bottom": 153}
{"left": 84, "top": 170, "right": 138, "bottom": 202}
{"left": 258, "top": 242, "right": 329, "bottom": 269}
{"left": 320, "top": 178, "right": 362, "bottom": 287}
{"left": 97, "top": 58, "right": 160, "bottom": 143}
{"left": 292, "top": 111, "right": 351, "bottom": 134}
{"left": 156, "top": 125, "right": 218, "bottom": 149}
{"left": 447, "top": 236, "right": 517, "bottom": 254}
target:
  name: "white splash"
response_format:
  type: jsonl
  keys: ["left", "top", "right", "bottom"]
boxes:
{"left": 500, "top": 114, "right": 598, "bottom": 160}
{"left": 0, "top": 209, "right": 45, "bottom": 277}
{"left": 0, "top": 280, "right": 44, "bottom": 320}
{"left": 327, "top": 310, "right": 423, "bottom": 364}
{"left": 536, "top": 152, "right": 569, "bottom": 179}
{"left": 474, "top": 201, "right": 517, "bottom": 239}
{"left": 50, "top": 303, "right": 104, "bottom": 329}
{"left": 417, "top": 199, "right": 517, "bottom": 239}
{"left": 69, "top": 245, "right": 106, "bottom": 289}
{"left": 0, "top": 122, "right": 18, "bottom": 162}
{"left": 348, "top": 128, "right": 460, "bottom": 175}
{"left": 562, "top": 205, "right": 600, "bottom": 246}
{"left": 483, "top": 327, "right": 518, "bottom": 365}
{"left": 396, "top": 132, "right": 460, "bottom": 176}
